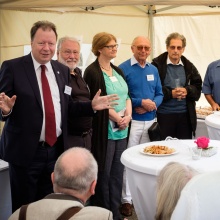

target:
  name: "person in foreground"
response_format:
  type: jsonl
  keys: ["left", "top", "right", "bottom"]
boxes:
{"left": 152, "top": 32, "right": 202, "bottom": 139}
{"left": 202, "top": 59, "right": 220, "bottom": 111}
{"left": 155, "top": 162, "right": 198, "bottom": 220}
{"left": 0, "top": 20, "right": 118, "bottom": 212}
{"left": 8, "top": 147, "right": 113, "bottom": 220}
{"left": 57, "top": 36, "right": 93, "bottom": 150}
{"left": 84, "top": 32, "right": 132, "bottom": 220}
{"left": 119, "top": 36, "right": 163, "bottom": 217}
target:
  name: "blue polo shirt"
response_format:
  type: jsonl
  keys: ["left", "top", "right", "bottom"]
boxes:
{"left": 202, "top": 59, "right": 220, "bottom": 104}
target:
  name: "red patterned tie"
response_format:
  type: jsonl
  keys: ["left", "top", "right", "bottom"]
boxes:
{"left": 41, "top": 65, "right": 57, "bottom": 146}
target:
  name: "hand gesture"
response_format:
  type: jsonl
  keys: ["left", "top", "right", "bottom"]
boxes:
{"left": 92, "top": 89, "right": 118, "bottom": 111}
{"left": 0, "top": 92, "right": 17, "bottom": 115}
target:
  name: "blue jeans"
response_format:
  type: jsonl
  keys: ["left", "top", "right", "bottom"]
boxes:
{"left": 91, "top": 138, "right": 127, "bottom": 220}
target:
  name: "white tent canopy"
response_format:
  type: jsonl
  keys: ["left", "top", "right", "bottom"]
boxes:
{"left": 1, "top": 1, "right": 220, "bottom": 106}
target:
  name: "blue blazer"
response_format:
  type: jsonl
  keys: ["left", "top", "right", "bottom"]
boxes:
{"left": 0, "top": 53, "right": 93, "bottom": 166}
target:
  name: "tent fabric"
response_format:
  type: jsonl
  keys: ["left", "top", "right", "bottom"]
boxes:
{"left": 1, "top": 2, "right": 220, "bottom": 106}
{"left": 1, "top": 0, "right": 220, "bottom": 9}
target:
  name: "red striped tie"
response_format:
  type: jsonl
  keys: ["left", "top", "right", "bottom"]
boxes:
{"left": 41, "top": 65, "right": 57, "bottom": 146}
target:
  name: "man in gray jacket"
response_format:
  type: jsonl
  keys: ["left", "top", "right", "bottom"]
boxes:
{"left": 9, "top": 147, "right": 113, "bottom": 220}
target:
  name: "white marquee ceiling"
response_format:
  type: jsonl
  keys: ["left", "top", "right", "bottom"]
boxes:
{"left": 0, "top": 0, "right": 220, "bottom": 12}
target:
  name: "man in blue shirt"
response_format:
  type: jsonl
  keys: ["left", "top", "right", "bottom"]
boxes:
{"left": 202, "top": 60, "right": 220, "bottom": 111}
{"left": 119, "top": 36, "right": 163, "bottom": 217}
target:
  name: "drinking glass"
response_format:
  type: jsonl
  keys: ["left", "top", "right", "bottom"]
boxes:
{"left": 191, "top": 147, "right": 202, "bottom": 160}
{"left": 175, "top": 78, "right": 182, "bottom": 101}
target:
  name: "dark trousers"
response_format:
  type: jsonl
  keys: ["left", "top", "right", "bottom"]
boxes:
{"left": 91, "top": 138, "right": 127, "bottom": 220}
{"left": 157, "top": 112, "right": 192, "bottom": 140}
{"left": 9, "top": 138, "right": 63, "bottom": 212}
{"left": 66, "top": 131, "right": 92, "bottom": 151}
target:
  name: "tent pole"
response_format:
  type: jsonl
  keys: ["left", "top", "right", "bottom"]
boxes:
{"left": 147, "top": 5, "right": 155, "bottom": 61}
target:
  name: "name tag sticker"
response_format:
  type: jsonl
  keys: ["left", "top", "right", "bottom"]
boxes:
{"left": 110, "top": 76, "right": 118, "bottom": 82}
{"left": 64, "top": 85, "right": 72, "bottom": 95}
{"left": 147, "top": 74, "right": 154, "bottom": 81}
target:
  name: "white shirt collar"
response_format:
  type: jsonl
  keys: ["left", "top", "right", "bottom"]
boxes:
{"left": 167, "top": 56, "right": 184, "bottom": 66}
{"left": 31, "top": 52, "right": 52, "bottom": 71}
{"left": 130, "top": 55, "right": 149, "bottom": 67}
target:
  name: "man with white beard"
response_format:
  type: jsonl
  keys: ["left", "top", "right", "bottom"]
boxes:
{"left": 57, "top": 37, "right": 92, "bottom": 150}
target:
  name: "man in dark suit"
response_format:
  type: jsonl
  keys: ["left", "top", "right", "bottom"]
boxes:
{"left": 0, "top": 21, "right": 117, "bottom": 212}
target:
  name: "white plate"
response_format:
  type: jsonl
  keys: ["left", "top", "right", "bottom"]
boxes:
{"left": 140, "top": 148, "right": 178, "bottom": 157}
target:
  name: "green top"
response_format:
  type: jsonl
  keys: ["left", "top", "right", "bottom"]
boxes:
{"left": 103, "top": 69, "right": 130, "bottom": 140}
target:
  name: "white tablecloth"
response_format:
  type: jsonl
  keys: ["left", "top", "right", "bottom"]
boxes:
{"left": 205, "top": 113, "right": 220, "bottom": 140}
{"left": 0, "top": 160, "right": 11, "bottom": 220}
{"left": 121, "top": 139, "right": 220, "bottom": 220}
{"left": 195, "top": 119, "right": 208, "bottom": 138}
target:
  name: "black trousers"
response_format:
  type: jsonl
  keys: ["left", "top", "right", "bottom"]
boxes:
{"left": 157, "top": 112, "right": 192, "bottom": 140}
{"left": 9, "top": 137, "right": 63, "bottom": 212}
{"left": 91, "top": 138, "right": 127, "bottom": 220}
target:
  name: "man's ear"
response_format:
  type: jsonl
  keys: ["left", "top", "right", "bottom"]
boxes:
{"left": 51, "top": 172, "right": 54, "bottom": 184}
{"left": 90, "top": 180, "right": 97, "bottom": 195}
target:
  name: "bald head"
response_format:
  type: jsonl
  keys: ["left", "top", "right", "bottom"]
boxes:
{"left": 132, "top": 36, "right": 151, "bottom": 46}
{"left": 53, "top": 147, "right": 98, "bottom": 195}
{"left": 131, "top": 36, "right": 151, "bottom": 65}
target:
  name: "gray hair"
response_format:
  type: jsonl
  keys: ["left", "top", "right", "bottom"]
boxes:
{"left": 155, "top": 162, "right": 198, "bottom": 220}
{"left": 57, "top": 36, "right": 81, "bottom": 51}
{"left": 165, "top": 32, "right": 186, "bottom": 48}
{"left": 54, "top": 147, "right": 98, "bottom": 195}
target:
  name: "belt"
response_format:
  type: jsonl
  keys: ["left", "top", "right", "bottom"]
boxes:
{"left": 39, "top": 135, "right": 62, "bottom": 147}
{"left": 71, "top": 129, "right": 92, "bottom": 137}
{"left": 38, "top": 141, "right": 51, "bottom": 147}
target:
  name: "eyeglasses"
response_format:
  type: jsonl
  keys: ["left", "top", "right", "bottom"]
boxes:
{"left": 133, "top": 45, "right": 151, "bottom": 51}
{"left": 104, "top": 44, "right": 118, "bottom": 50}
{"left": 61, "top": 50, "right": 80, "bottom": 56}
{"left": 169, "top": 46, "right": 183, "bottom": 50}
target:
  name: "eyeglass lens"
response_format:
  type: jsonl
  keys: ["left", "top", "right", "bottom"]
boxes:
{"left": 63, "top": 50, "right": 79, "bottom": 55}
{"left": 104, "top": 44, "right": 118, "bottom": 49}
{"left": 134, "top": 45, "right": 151, "bottom": 51}
{"left": 169, "top": 46, "right": 183, "bottom": 50}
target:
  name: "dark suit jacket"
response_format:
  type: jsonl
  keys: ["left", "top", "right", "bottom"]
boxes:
{"left": 0, "top": 53, "right": 93, "bottom": 166}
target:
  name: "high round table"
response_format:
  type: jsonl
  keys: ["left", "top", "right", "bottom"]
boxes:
{"left": 205, "top": 113, "right": 220, "bottom": 140}
{"left": 121, "top": 139, "right": 220, "bottom": 220}
{"left": 0, "top": 159, "right": 11, "bottom": 220}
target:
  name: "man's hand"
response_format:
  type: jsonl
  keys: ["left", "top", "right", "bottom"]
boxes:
{"left": 92, "top": 89, "right": 119, "bottom": 111}
{"left": 172, "top": 88, "right": 187, "bottom": 99}
{"left": 135, "top": 107, "right": 147, "bottom": 114}
{"left": 0, "top": 92, "right": 16, "bottom": 115}
{"left": 141, "top": 99, "right": 157, "bottom": 112}
{"left": 211, "top": 102, "right": 220, "bottom": 111}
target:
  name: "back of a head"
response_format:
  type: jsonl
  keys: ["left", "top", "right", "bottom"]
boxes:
{"left": 53, "top": 147, "right": 98, "bottom": 195}
{"left": 171, "top": 170, "right": 220, "bottom": 220}
{"left": 155, "top": 162, "right": 198, "bottom": 220}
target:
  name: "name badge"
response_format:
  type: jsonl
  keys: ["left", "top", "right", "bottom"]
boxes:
{"left": 109, "top": 76, "right": 118, "bottom": 82}
{"left": 147, "top": 74, "right": 154, "bottom": 81}
{"left": 64, "top": 85, "right": 72, "bottom": 95}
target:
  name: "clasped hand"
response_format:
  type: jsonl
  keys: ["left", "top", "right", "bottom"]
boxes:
{"left": 135, "top": 99, "right": 157, "bottom": 114}
{"left": 117, "top": 116, "right": 131, "bottom": 130}
{"left": 173, "top": 88, "right": 187, "bottom": 99}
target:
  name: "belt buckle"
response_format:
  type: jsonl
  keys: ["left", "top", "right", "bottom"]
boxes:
{"left": 39, "top": 141, "right": 46, "bottom": 147}
{"left": 81, "top": 130, "right": 91, "bottom": 137}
